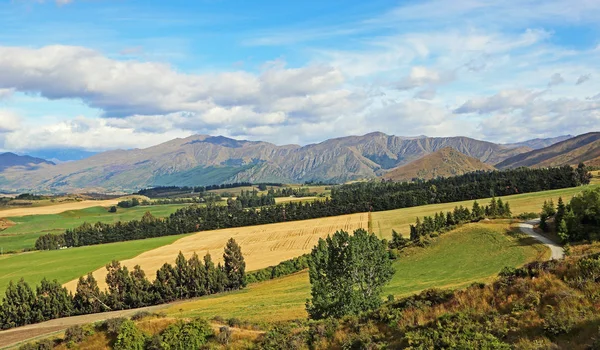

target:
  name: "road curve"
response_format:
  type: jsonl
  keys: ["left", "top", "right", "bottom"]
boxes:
{"left": 517, "top": 219, "right": 564, "bottom": 260}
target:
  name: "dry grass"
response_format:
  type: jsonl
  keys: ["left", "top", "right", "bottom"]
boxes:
{"left": 0, "top": 198, "right": 125, "bottom": 218}
{"left": 65, "top": 213, "right": 368, "bottom": 292}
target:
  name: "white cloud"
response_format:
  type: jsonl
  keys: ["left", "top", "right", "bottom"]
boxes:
{"left": 0, "top": 89, "right": 14, "bottom": 100}
{"left": 0, "top": 110, "right": 22, "bottom": 133}
{"left": 454, "top": 89, "right": 545, "bottom": 114}
{"left": 576, "top": 74, "right": 591, "bottom": 85}
{"left": 396, "top": 66, "right": 454, "bottom": 90}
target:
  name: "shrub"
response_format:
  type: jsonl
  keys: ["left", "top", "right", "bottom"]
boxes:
{"left": 260, "top": 324, "right": 306, "bottom": 350}
{"left": 517, "top": 212, "right": 539, "bottom": 220}
{"left": 64, "top": 325, "right": 86, "bottom": 343}
{"left": 114, "top": 320, "right": 146, "bottom": 350}
{"left": 130, "top": 311, "right": 154, "bottom": 321}
{"left": 103, "top": 317, "right": 127, "bottom": 335}
{"left": 159, "top": 318, "right": 213, "bottom": 349}
{"left": 216, "top": 326, "right": 232, "bottom": 345}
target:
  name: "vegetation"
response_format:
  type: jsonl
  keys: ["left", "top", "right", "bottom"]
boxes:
{"left": 307, "top": 229, "right": 394, "bottom": 319}
{"left": 0, "top": 204, "right": 187, "bottom": 252}
{"left": 0, "top": 239, "right": 245, "bottom": 330}
{"left": 36, "top": 166, "right": 586, "bottom": 249}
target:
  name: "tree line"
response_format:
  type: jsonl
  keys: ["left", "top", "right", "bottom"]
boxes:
{"left": 1, "top": 239, "right": 246, "bottom": 330}
{"left": 35, "top": 166, "right": 588, "bottom": 250}
{"left": 390, "top": 198, "right": 512, "bottom": 249}
{"left": 136, "top": 182, "right": 283, "bottom": 198}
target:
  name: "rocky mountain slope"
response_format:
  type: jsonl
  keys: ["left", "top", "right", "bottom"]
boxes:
{"left": 0, "top": 133, "right": 531, "bottom": 193}
{"left": 0, "top": 153, "right": 54, "bottom": 171}
{"left": 381, "top": 147, "right": 496, "bottom": 181}
{"left": 497, "top": 132, "right": 600, "bottom": 169}
{"left": 503, "top": 135, "right": 572, "bottom": 150}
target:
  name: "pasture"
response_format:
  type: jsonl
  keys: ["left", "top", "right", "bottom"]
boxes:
{"left": 66, "top": 212, "right": 369, "bottom": 291}
{"left": 0, "top": 204, "right": 188, "bottom": 252}
{"left": 0, "top": 234, "right": 187, "bottom": 297}
{"left": 0, "top": 198, "right": 125, "bottom": 217}
{"left": 371, "top": 183, "right": 600, "bottom": 239}
{"left": 164, "top": 221, "right": 548, "bottom": 322}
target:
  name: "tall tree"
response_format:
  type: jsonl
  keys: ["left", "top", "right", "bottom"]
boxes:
{"left": 223, "top": 238, "right": 246, "bottom": 290}
{"left": 306, "top": 228, "right": 394, "bottom": 319}
{"left": 34, "top": 278, "right": 74, "bottom": 322}
{"left": 187, "top": 253, "right": 207, "bottom": 297}
{"left": 0, "top": 279, "right": 36, "bottom": 329}
{"left": 73, "top": 273, "right": 106, "bottom": 315}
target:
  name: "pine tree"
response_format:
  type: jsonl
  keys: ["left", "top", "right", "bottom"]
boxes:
{"left": 0, "top": 279, "right": 36, "bottom": 329}
{"left": 223, "top": 238, "right": 246, "bottom": 290}
{"left": 174, "top": 252, "right": 190, "bottom": 299}
{"left": 557, "top": 219, "right": 569, "bottom": 242}
{"left": 187, "top": 253, "right": 207, "bottom": 297}
{"left": 73, "top": 273, "right": 106, "bottom": 315}
{"left": 555, "top": 197, "right": 566, "bottom": 227}
{"left": 472, "top": 201, "right": 484, "bottom": 221}
{"left": 34, "top": 278, "right": 74, "bottom": 322}
{"left": 204, "top": 253, "right": 219, "bottom": 294}
{"left": 153, "top": 263, "right": 177, "bottom": 303}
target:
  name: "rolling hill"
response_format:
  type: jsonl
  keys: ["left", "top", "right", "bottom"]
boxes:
{"left": 496, "top": 132, "right": 600, "bottom": 169}
{"left": 381, "top": 147, "right": 496, "bottom": 181}
{"left": 0, "top": 152, "right": 54, "bottom": 171}
{"left": 0, "top": 133, "right": 530, "bottom": 193}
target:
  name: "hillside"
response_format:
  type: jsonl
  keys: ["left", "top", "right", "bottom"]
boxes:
{"left": 0, "top": 152, "right": 54, "bottom": 171}
{"left": 381, "top": 147, "right": 496, "bottom": 181}
{"left": 504, "top": 134, "right": 572, "bottom": 150}
{"left": 497, "top": 132, "right": 600, "bottom": 169}
{"left": 0, "top": 133, "right": 529, "bottom": 193}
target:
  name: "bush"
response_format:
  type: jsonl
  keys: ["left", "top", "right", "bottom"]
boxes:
{"left": 260, "top": 324, "right": 306, "bottom": 350}
{"left": 103, "top": 317, "right": 127, "bottom": 335}
{"left": 114, "top": 320, "right": 146, "bottom": 350}
{"left": 109, "top": 206, "right": 117, "bottom": 213}
{"left": 517, "top": 212, "right": 539, "bottom": 220}
{"left": 159, "top": 318, "right": 213, "bottom": 349}
{"left": 130, "top": 311, "right": 154, "bottom": 321}
{"left": 64, "top": 325, "right": 86, "bottom": 343}
{"left": 216, "top": 326, "right": 232, "bottom": 345}
{"left": 18, "top": 339, "right": 54, "bottom": 350}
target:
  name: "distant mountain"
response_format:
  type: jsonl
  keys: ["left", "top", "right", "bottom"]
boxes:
{"left": 0, "top": 152, "right": 54, "bottom": 171}
{"left": 497, "top": 132, "right": 600, "bottom": 169}
{"left": 381, "top": 147, "right": 496, "bottom": 182}
{"left": 27, "top": 149, "right": 98, "bottom": 163}
{"left": 504, "top": 135, "right": 573, "bottom": 150}
{"left": 0, "top": 133, "right": 531, "bottom": 193}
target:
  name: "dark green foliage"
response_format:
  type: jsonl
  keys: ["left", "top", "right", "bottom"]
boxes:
{"left": 109, "top": 205, "right": 117, "bottom": 213}
{"left": 543, "top": 188, "right": 600, "bottom": 242}
{"left": 576, "top": 162, "right": 593, "bottom": 185}
{"left": 34, "top": 233, "right": 66, "bottom": 250}
{"left": 73, "top": 273, "right": 106, "bottom": 315}
{"left": 18, "top": 339, "right": 54, "bottom": 350}
{"left": 38, "top": 166, "right": 580, "bottom": 250}
{"left": 389, "top": 229, "right": 410, "bottom": 249}
{"left": 114, "top": 319, "right": 146, "bottom": 350}
{"left": 246, "top": 254, "right": 310, "bottom": 283}
{"left": 103, "top": 317, "right": 127, "bottom": 336}
{"left": 260, "top": 324, "right": 306, "bottom": 350}
{"left": 34, "top": 278, "right": 73, "bottom": 322}
{"left": 224, "top": 238, "right": 246, "bottom": 290}
{"left": 117, "top": 198, "right": 140, "bottom": 208}
{"left": 307, "top": 229, "right": 394, "bottom": 319}
{"left": 158, "top": 318, "right": 213, "bottom": 350}
{"left": 0, "top": 279, "right": 36, "bottom": 329}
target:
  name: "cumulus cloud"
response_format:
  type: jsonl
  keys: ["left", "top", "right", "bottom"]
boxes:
{"left": 0, "top": 110, "right": 21, "bottom": 133}
{"left": 576, "top": 74, "right": 591, "bottom": 85}
{"left": 414, "top": 87, "right": 436, "bottom": 100}
{"left": 454, "top": 89, "right": 544, "bottom": 114}
{"left": 547, "top": 73, "right": 565, "bottom": 87}
{"left": 396, "top": 66, "right": 454, "bottom": 90}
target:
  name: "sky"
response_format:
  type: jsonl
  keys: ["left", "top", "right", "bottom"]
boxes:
{"left": 0, "top": 0, "right": 599, "bottom": 153}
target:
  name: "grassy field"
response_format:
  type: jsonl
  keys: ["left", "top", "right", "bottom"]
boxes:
{"left": 591, "top": 170, "right": 600, "bottom": 185}
{"left": 0, "top": 234, "right": 187, "bottom": 297}
{"left": 65, "top": 212, "right": 369, "bottom": 291}
{"left": 0, "top": 204, "right": 188, "bottom": 252}
{"left": 164, "top": 221, "right": 548, "bottom": 322}
{"left": 372, "top": 184, "right": 600, "bottom": 239}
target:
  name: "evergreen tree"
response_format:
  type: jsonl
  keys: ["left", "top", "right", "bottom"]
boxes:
{"left": 128, "top": 265, "right": 153, "bottom": 308}
{"left": 73, "top": 273, "right": 106, "bottom": 315}
{"left": 34, "top": 278, "right": 73, "bottom": 322}
{"left": 174, "top": 252, "right": 190, "bottom": 299}
{"left": 472, "top": 201, "right": 484, "bottom": 221}
{"left": 0, "top": 279, "right": 36, "bottom": 329}
{"left": 105, "top": 261, "right": 131, "bottom": 310}
{"left": 306, "top": 228, "right": 394, "bottom": 319}
{"left": 187, "top": 253, "right": 207, "bottom": 297}
{"left": 557, "top": 219, "right": 569, "bottom": 243}
{"left": 153, "top": 263, "right": 177, "bottom": 303}
{"left": 223, "top": 238, "right": 246, "bottom": 290}
{"left": 555, "top": 197, "right": 566, "bottom": 227}
{"left": 204, "top": 253, "right": 219, "bottom": 294}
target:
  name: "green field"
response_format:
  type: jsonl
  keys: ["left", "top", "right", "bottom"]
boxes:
{"left": 0, "top": 234, "right": 187, "bottom": 296}
{"left": 372, "top": 184, "right": 599, "bottom": 239}
{"left": 0, "top": 204, "right": 187, "bottom": 252}
{"left": 164, "top": 221, "right": 547, "bottom": 322}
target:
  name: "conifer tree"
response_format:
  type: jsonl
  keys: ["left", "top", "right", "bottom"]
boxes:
{"left": 223, "top": 238, "right": 246, "bottom": 290}
{"left": 34, "top": 278, "right": 73, "bottom": 322}
{"left": 73, "top": 273, "right": 106, "bottom": 315}
{"left": 0, "top": 279, "right": 36, "bottom": 329}
{"left": 188, "top": 253, "right": 207, "bottom": 297}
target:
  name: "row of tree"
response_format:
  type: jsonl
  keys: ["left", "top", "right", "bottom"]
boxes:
{"left": 540, "top": 188, "right": 600, "bottom": 243}
{"left": 389, "top": 198, "right": 512, "bottom": 249}
{"left": 0, "top": 239, "right": 246, "bottom": 330}
{"left": 35, "top": 166, "right": 588, "bottom": 250}
{"left": 136, "top": 183, "right": 283, "bottom": 198}
{"left": 227, "top": 190, "right": 276, "bottom": 209}
{"left": 267, "top": 187, "right": 317, "bottom": 198}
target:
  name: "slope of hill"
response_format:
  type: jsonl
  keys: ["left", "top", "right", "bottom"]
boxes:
{"left": 0, "top": 152, "right": 54, "bottom": 171}
{"left": 381, "top": 147, "right": 496, "bottom": 181}
{"left": 504, "top": 135, "right": 572, "bottom": 150}
{"left": 0, "top": 133, "right": 530, "bottom": 193}
{"left": 497, "top": 132, "right": 600, "bottom": 169}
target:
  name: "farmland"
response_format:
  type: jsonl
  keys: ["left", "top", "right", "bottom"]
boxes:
{"left": 0, "top": 234, "right": 187, "bottom": 297}
{"left": 65, "top": 212, "right": 369, "bottom": 291}
{"left": 164, "top": 221, "right": 548, "bottom": 322}
{"left": 372, "top": 183, "right": 600, "bottom": 239}
{"left": 0, "top": 198, "right": 125, "bottom": 217}
{"left": 0, "top": 204, "right": 189, "bottom": 252}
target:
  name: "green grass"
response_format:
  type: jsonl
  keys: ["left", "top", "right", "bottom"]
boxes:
{"left": 165, "top": 221, "right": 547, "bottom": 322}
{"left": 372, "top": 184, "right": 600, "bottom": 239}
{"left": 0, "top": 234, "right": 186, "bottom": 296}
{"left": 0, "top": 204, "right": 187, "bottom": 252}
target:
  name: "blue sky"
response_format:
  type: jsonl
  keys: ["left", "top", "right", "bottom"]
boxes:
{"left": 0, "top": 0, "right": 599, "bottom": 152}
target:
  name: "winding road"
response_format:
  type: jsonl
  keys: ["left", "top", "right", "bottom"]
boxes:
{"left": 517, "top": 219, "right": 564, "bottom": 260}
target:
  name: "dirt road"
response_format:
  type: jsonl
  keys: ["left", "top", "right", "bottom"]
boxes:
{"left": 517, "top": 219, "right": 564, "bottom": 260}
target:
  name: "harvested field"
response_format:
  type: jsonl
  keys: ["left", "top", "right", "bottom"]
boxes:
{"left": 0, "top": 199, "right": 124, "bottom": 218}
{"left": 64, "top": 212, "right": 368, "bottom": 291}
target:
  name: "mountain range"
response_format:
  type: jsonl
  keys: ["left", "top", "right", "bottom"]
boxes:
{"left": 0, "top": 132, "right": 595, "bottom": 193}
{"left": 0, "top": 153, "right": 55, "bottom": 172}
